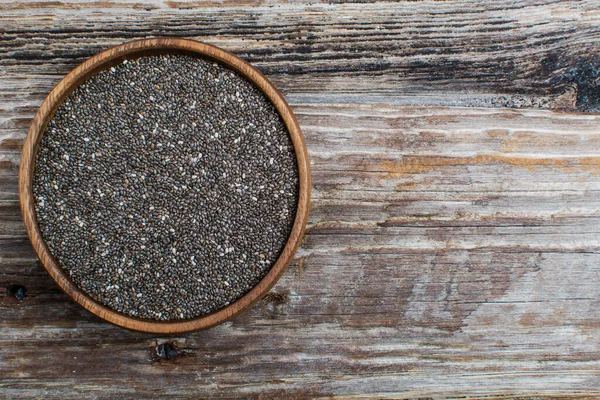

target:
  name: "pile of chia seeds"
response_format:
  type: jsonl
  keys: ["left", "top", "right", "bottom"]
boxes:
{"left": 33, "top": 55, "right": 299, "bottom": 321}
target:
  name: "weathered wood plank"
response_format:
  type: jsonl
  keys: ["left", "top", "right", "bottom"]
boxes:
{"left": 2, "top": 0, "right": 600, "bottom": 111}
{"left": 2, "top": 0, "right": 600, "bottom": 398}
{"left": 2, "top": 103, "right": 600, "bottom": 397}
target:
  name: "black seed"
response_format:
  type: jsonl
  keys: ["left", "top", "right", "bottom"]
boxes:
{"left": 32, "top": 55, "right": 299, "bottom": 321}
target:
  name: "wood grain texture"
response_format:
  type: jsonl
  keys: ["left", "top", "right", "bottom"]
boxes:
{"left": 2, "top": 0, "right": 600, "bottom": 398}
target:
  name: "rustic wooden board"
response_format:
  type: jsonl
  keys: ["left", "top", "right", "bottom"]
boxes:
{"left": 2, "top": 0, "right": 600, "bottom": 398}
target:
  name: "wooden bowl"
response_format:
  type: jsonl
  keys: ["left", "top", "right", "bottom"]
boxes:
{"left": 19, "top": 38, "right": 311, "bottom": 334}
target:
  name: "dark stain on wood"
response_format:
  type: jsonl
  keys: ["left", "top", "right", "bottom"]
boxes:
{"left": 5, "top": 284, "right": 27, "bottom": 301}
{"left": 150, "top": 341, "right": 194, "bottom": 362}
{"left": 261, "top": 291, "right": 290, "bottom": 318}
{"left": 540, "top": 53, "right": 600, "bottom": 112}
{"left": 0, "top": 138, "right": 23, "bottom": 150}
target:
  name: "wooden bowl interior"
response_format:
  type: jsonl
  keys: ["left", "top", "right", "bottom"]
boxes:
{"left": 20, "top": 39, "right": 310, "bottom": 334}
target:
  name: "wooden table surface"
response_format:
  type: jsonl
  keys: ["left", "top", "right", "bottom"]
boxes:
{"left": 2, "top": 1, "right": 600, "bottom": 398}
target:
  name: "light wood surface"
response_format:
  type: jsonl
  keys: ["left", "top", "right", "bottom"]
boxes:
{"left": 18, "top": 38, "right": 311, "bottom": 334}
{"left": 2, "top": 0, "right": 600, "bottom": 398}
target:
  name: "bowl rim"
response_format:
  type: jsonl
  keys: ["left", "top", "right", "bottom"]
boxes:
{"left": 19, "top": 38, "right": 311, "bottom": 334}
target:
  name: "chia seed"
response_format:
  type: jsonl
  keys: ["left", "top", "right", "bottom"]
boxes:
{"left": 32, "top": 55, "right": 299, "bottom": 321}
